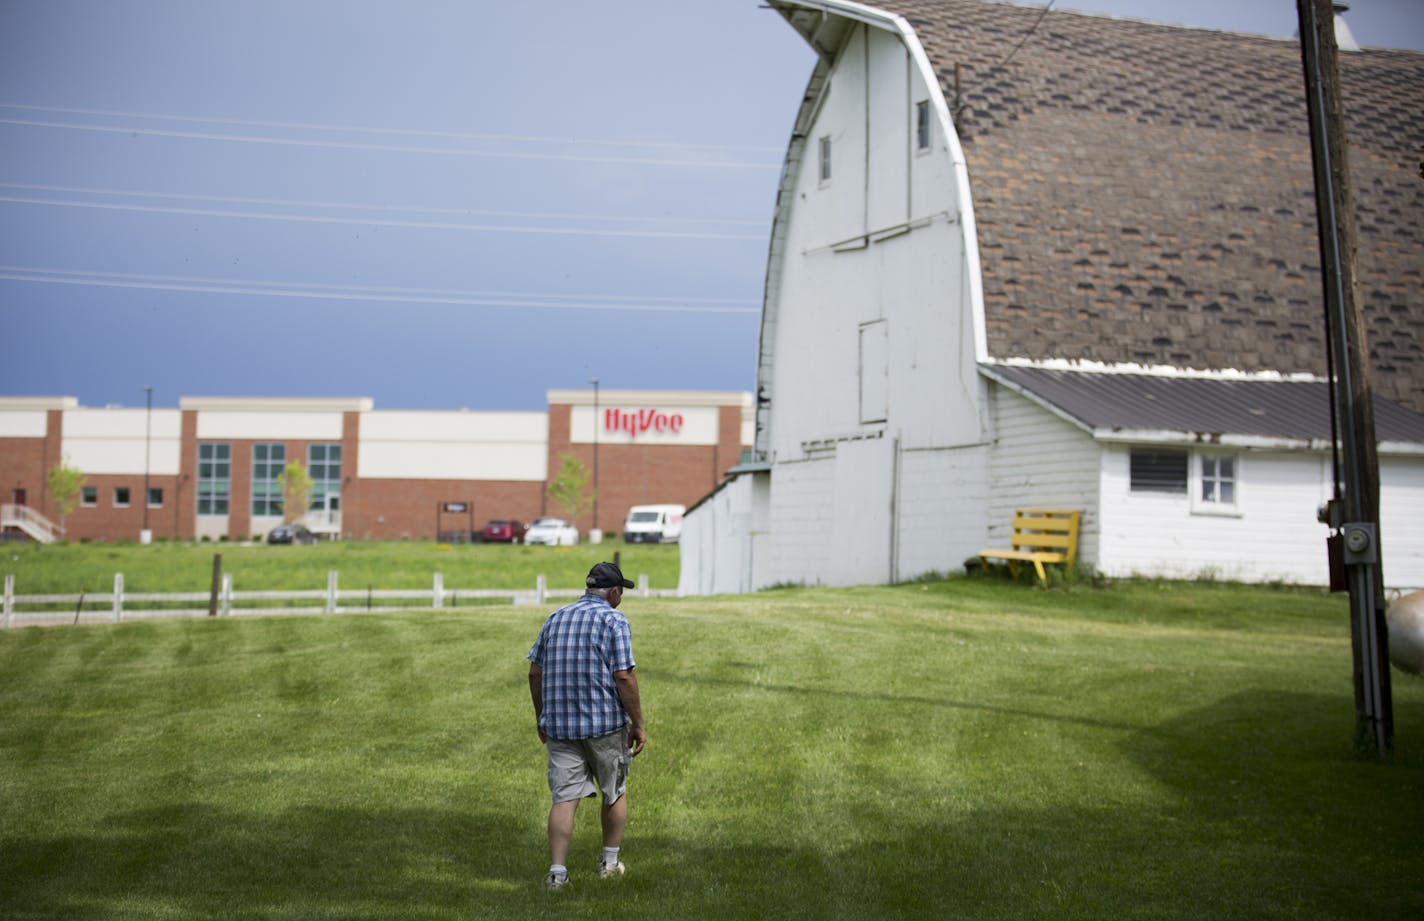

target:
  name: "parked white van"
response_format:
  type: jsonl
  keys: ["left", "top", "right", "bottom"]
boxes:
{"left": 623, "top": 504, "right": 686, "bottom": 544}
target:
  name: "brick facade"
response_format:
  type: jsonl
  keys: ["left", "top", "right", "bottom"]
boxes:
{"left": 545, "top": 397, "right": 749, "bottom": 535}
{"left": 1, "top": 392, "right": 750, "bottom": 543}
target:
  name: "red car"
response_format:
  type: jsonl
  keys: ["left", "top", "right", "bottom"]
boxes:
{"left": 480, "top": 519, "right": 527, "bottom": 543}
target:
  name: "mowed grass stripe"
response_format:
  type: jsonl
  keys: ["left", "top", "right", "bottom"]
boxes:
{"left": 2, "top": 580, "right": 1421, "bottom": 920}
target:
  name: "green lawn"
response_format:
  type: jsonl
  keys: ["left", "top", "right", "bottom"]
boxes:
{"left": 1, "top": 578, "right": 1420, "bottom": 920}
{"left": 0, "top": 539, "right": 680, "bottom": 594}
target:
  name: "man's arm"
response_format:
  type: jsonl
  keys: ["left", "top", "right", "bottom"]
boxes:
{"left": 612, "top": 667, "right": 646, "bottom": 756}
{"left": 528, "top": 662, "right": 546, "bottom": 744}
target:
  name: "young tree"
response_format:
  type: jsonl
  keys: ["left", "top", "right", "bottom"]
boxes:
{"left": 275, "top": 460, "right": 315, "bottom": 524}
{"left": 46, "top": 456, "right": 86, "bottom": 534}
{"left": 545, "top": 452, "right": 593, "bottom": 526}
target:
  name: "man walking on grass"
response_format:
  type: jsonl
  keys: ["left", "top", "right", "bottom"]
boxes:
{"left": 527, "top": 561, "right": 647, "bottom": 891}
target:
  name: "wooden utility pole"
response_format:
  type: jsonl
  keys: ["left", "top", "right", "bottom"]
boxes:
{"left": 1297, "top": 0, "right": 1392, "bottom": 756}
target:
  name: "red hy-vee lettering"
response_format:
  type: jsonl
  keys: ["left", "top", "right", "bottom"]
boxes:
{"left": 605, "top": 408, "right": 685, "bottom": 439}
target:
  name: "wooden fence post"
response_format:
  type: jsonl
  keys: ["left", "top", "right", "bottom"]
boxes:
{"left": 4, "top": 573, "right": 13, "bottom": 628}
{"left": 208, "top": 554, "right": 222, "bottom": 617}
{"left": 113, "top": 572, "right": 124, "bottom": 622}
{"left": 326, "top": 570, "right": 338, "bottom": 614}
{"left": 433, "top": 572, "right": 443, "bottom": 609}
{"left": 221, "top": 573, "right": 233, "bottom": 616}
{"left": 536, "top": 574, "right": 546, "bottom": 606}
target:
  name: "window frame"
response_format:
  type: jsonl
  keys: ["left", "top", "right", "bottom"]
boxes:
{"left": 81, "top": 486, "right": 98, "bottom": 507}
{"left": 307, "top": 443, "right": 342, "bottom": 512}
{"left": 818, "top": 135, "right": 832, "bottom": 186}
{"left": 915, "top": 99, "right": 931, "bottom": 152}
{"left": 147, "top": 486, "right": 164, "bottom": 508}
{"left": 197, "top": 442, "right": 231, "bottom": 517}
{"left": 113, "top": 486, "right": 131, "bottom": 508}
{"left": 251, "top": 442, "right": 286, "bottom": 518}
{"left": 1193, "top": 452, "right": 1242, "bottom": 516}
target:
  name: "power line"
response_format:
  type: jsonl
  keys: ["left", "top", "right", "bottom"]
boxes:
{"left": 0, "top": 103, "right": 786, "bottom": 155}
{"left": 0, "top": 266, "right": 762, "bottom": 314}
{"left": 0, "top": 193, "right": 767, "bottom": 241}
{"left": 1000, "top": 0, "right": 1057, "bottom": 67}
{"left": 0, "top": 182, "right": 766, "bottom": 228}
{"left": 0, "top": 116, "right": 782, "bottom": 170}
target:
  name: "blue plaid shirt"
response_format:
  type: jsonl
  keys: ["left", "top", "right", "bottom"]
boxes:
{"left": 527, "top": 593, "right": 636, "bottom": 740}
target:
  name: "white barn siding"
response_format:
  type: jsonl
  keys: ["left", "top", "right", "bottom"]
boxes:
{"left": 1097, "top": 448, "right": 1332, "bottom": 584}
{"left": 866, "top": 27, "right": 910, "bottom": 232}
{"left": 766, "top": 20, "right": 983, "bottom": 461}
{"left": 1380, "top": 457, "right": 1424, "bottom": 592}
{"left": 678, "top": 473, "right": 772, "bottom": 596}
{"left": 985, "top": 387, "right": 1100, "bottom": 561}
{"left": 768, "top": 457, "right": 836, "bottom": 587}
{"left": 828, "top": 437, "right": 896, "bottom": 585}
{"left": 719, "top": 18, "right": 990, "bottom": 594}
{"left": 895, "top": 444, "right": 990, "bottom": 579}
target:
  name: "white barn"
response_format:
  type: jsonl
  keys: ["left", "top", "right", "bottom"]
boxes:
{"left": 679, "top": 0, "right": 1424, "bottom": 594}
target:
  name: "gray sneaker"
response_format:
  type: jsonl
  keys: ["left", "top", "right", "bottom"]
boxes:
{"left": 543, "top": 872, "right": 571, "bottom": 892}
{"left": 597, "top": 859, "right": 626, "bottom": 879}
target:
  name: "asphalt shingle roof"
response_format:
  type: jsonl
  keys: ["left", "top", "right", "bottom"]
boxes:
{"left": 865, "top": 0, "right": 1424, "bottom": 413}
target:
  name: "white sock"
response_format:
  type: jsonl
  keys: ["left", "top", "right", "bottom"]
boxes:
{"left": 550, "top": 863, "right": 568, "bottom": 879}
{"left": 602, "top": 847, "right": 620, "bottom": 866}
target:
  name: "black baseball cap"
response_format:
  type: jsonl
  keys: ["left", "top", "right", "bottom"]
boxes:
{"left": 586, "top": 561, "right": 634, "bottom": 589}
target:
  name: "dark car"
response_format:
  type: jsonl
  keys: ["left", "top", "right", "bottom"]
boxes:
{"left": 267, "top": 523, "right": 317, "bottom": 545}
{"left": 480, "top": 519, "right": 527, "bottom": 543}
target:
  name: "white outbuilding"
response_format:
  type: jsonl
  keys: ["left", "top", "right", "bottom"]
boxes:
{"left": 679, "top": 0, "right": 1424, "bottom": 594}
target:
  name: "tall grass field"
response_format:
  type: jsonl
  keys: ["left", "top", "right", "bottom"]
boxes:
{"left": 2, "top": 569, "right": 1420, "bottom": 919}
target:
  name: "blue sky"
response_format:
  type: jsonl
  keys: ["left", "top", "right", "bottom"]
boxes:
{"left": 2, "top": 0, "right": 1420, "bottom": 411}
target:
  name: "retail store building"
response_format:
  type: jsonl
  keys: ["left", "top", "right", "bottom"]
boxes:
{"left": 0, "top": 389, "right": 751, "bottom": 543}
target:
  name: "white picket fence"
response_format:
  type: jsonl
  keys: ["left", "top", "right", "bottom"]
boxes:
{"left": 1, "top": 571, "right": 672, "bottom": 628}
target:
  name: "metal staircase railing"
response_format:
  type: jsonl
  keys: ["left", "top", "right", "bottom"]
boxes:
{"left": 0, "top": 504, "right": 64, "bottom": 543}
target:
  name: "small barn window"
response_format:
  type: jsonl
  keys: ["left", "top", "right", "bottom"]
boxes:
{"left": 818, "top": 135, "right": 831, "bottom": 184}
{"left": 1199, "top": 454, "right": 1237, "bottom": 506}
{"left": 1129, "top": 449, "right": 1188, "bottom": 494}
{"left": 915, "top": 100, "right": 931, "bottom": 151}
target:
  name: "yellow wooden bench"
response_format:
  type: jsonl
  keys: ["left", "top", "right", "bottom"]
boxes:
{"left": 978, "top": 509, "right": 1081, "bottom": 586}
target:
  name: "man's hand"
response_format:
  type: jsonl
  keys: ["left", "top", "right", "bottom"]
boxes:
{"left": 612, "top": 667, "right": 645, "bottom": 757}
{"left": 627, "top": 723, "right": 646, "bottom": 757}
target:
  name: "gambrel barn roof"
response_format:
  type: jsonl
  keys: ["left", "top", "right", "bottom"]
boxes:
{"left": 774, "top": 0, "right": 1424, "bottom": 413}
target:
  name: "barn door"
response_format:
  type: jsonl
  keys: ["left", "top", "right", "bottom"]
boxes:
{"left": 828, "top": 437, "right": 895, "bottom": 585}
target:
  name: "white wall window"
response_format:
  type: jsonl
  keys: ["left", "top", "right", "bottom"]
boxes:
{"left": 113, "top": 486, "right": 131, "bottom": 508}
{"left": 81, "top": 486, "right": 97, "bottom": 507}
{"left": 915, "top": 100, "right": 931, "bottom": 151}
{"left": 147, "top": 487, "right": 163, "bottom": 508}
{"left": 1129, "top": 448, "right": 1188, "bottom": 494}
{"left": 818, "top": 135, "right": 832, "bottom": 184}
{"left": 1196, "top": 453, "right": 1240, "bottom": 512}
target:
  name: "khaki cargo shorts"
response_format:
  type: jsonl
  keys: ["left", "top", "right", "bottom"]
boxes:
{"left": 546, "top": 727, "right": 630, "bottom": 805}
